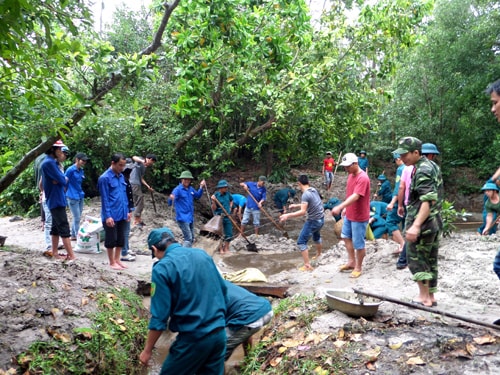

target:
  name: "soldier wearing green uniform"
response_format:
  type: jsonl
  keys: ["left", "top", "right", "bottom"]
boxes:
{"left": 393, "top": 137, "right": 443, "bottom": 308}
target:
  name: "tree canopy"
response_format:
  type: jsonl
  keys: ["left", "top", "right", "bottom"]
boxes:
{"left": 1, "top": 0, "right": 499, "bottom": 215}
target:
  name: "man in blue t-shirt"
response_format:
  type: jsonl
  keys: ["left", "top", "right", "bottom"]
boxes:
{"left": 240, "top": 176, "right": 267, "bottom": 235}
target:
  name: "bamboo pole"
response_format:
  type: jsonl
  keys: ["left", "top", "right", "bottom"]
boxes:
{"left": 352, "top": 288, "right": 500, "bottom": 331}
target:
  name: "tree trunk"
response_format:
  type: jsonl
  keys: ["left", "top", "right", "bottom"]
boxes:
{"left": 0, "top": 0, "right": 181, "bottom": 194}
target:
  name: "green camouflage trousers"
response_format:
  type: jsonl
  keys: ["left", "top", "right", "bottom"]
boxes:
{"left": 407, "top": 231, "right": 440, "bottom": 293}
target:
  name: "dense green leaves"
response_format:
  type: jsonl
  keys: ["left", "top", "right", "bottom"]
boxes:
{"left": 3, "top": 0, "right": 497, "bottom": 214}
{"left": 382, "top": 0, "right": 500, "bottom": 177}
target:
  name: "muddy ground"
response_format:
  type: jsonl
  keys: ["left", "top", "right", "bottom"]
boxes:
{"left": 0, "top": 170, "right": 499, "bottom": 374}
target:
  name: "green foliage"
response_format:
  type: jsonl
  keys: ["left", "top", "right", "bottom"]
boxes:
{"left": 441, "top": 200, "right": 467, "bottom": 237}
{"left": 17, "top": 288, "right": 148, "bottom": 375}
{"left": 0, "top": 165, "right": 39, "bottom": 217}
{"left": 381, "top": 0, "right": 500, "bottom": 178}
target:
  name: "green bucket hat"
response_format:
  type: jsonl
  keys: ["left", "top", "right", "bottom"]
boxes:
{"left": 179, "top": 170, "right": 194, "bottom": 179}
{"left": 216, "top": 179, "right": 229, "bottom": 189}
{"left": 148, "top": 228, "right": 175, "bottom": 250}
{"left": 393, "top": 136, "right": 422, "bottom": 155}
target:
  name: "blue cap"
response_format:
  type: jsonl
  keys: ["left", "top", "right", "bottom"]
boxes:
{"left": 481, "top": 182, "right": 499, "bottom": 192}
{"left": 360, "top": 150, "right": 367, "bottom": 155}
{"left": 421, "top": 143, "right": 440, "bottom": 155}
{"left": 148, "top": 228, "right": 175, "bottom": 250}
{"left": 393, "top": 152, "right": 400, "bottom": 159}
{"left": 377, "top": 174, "right": 387, "bottom": 181}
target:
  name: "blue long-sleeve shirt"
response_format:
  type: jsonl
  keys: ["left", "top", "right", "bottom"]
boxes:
{"left": 98, "top": 167, "right": 129, "bottom": 222}
{"left": 41, "top": 156, "right": 67, "bottom": 210}
{"left": 244, "top": 181, "right": 267, "bottom": 210}
{"left": 149, "top": 244, "right": 227, "bottom": 339}
{"left": 171, "top": 183, "right": 203, "bottom": 223}
{"left": 65, "top": 164, "right": 85, "bottom": 200}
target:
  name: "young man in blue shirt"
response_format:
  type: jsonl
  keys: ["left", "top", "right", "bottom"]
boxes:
{"left": 98, "top": 153, "right": 130, "bottom": 270}
{"left": 40, "top": 140, "right": 76, "bottom": 260}
{"left": 169, "top": 170, "right": 206, "bottom": 247}
{"left": 65, "top": 152, "right": 89, "bottom": 240}
{"left": 240, "top": 176, "right": 267, "bottom": 235}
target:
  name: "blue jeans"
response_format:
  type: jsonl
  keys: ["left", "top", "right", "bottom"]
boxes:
{"left": 121, "top": 220, "right": 131, "bottom": 256}
{"left": 494, "top": 249, "right": 500, "bottom": 280}
{"left": 397, "top": 242, "right": 407, "bottom": 267}
{"left": 324, "top": 171, "right": 333, "bottom": 185}
{"left": 241, "top": 208, "right": 261, "bottom": 227}
{"left": 297, "top": 218, "right": 324, "bottom": 251}
{"left": 177, "top": 221, "right": 194, "bottom": 247}
{"left": 42, "top": 200, "right": 52, "bottom": 249}
{"left": 67, "top": 198, "right": 84, "bottom": 238}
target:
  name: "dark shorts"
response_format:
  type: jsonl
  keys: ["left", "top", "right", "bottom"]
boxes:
{"left": 103, "top": 220, "right": 127, "bottom": 249}
{"left": 49, "top": 206, "right": 71, "bottom": 237}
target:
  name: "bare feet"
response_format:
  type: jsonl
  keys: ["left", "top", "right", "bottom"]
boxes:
{"left": 110, "top": 263, "right": 124, "bottom": 270}
{"left": 116, "top": 261, "right": 128, "bottom": 269}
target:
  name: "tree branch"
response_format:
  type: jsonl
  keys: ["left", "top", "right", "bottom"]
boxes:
{"left": 0, "top": 0, "right": 181, "bottom": 194}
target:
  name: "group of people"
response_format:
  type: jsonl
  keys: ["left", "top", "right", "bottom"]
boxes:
{"left": 36, "top": 146, "right": 158, "bottom": 268}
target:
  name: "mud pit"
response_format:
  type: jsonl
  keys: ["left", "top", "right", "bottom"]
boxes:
{"left": 0, "top": 172, "right": 499, "bottom": 373}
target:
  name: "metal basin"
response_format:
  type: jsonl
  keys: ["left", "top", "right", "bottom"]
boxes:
{"left": 326, "top": 290, "right": 382, "bottom": 318}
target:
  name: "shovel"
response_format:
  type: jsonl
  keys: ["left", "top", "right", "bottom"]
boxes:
{"left": 150, "top": 191, "right": 157, "bottom": 213}
{"left": 212, "top": 195, "right": 258, "bottom": 252}
{"left": 245, "top": 188, "right": 289, "bottom": 238}
{"left": 332, "top": 151, "right": 342, "bottom": 181}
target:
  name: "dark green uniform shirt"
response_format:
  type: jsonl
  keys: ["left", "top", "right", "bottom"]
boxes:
{"left": 405, "top": 157, "right": 444, "bottom": 236}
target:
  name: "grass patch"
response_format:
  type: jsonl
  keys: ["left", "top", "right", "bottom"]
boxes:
{"left": 240, "top": 294, "right": 355, "bottom": 374}
{"left": 16, "top": 288, "right": 148, "bottom": 375}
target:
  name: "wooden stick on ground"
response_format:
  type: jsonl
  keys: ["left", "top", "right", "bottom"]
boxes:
{"left": 352, "top": 288, "right": 500, "bottom": 331}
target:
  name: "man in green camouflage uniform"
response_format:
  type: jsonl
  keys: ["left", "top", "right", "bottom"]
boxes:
{"left": 393, "top": 137, "right": 443, "bottom": 308}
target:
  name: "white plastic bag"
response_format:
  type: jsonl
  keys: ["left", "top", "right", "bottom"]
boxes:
{"left": 75, "top": 216, "right": 103, "bottom": 254}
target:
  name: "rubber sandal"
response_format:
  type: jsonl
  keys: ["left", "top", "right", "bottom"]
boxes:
{"left": 298, "top": 265, "right": 313, "bottom": 271}
{"left": 411, "top": 300, "right": 434, "bottom": 308}
{"left": 43, "top": 250, "right": 53, "bottom": 257}
{"left": 339, "top": 264, "right": 354, "bottom": 272}
{"left": 349, "top": 271, "right": 362, "bottom": 278}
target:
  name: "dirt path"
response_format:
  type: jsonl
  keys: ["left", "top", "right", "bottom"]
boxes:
{"left": 0, "top": 172, "right": 499, "bottom": 373}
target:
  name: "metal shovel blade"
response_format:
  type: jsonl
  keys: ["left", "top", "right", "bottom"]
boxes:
{"left": 246, "top": 242, "right": 258, "bottom": 252}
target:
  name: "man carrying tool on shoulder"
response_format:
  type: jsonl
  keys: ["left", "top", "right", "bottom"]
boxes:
{"left": 240, "top": 176, "right": 267, "bottom": 236}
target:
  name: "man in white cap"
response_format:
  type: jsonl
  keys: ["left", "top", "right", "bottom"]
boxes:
{"left": 331, "top": 153, "right": 371, "bottom": 278}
